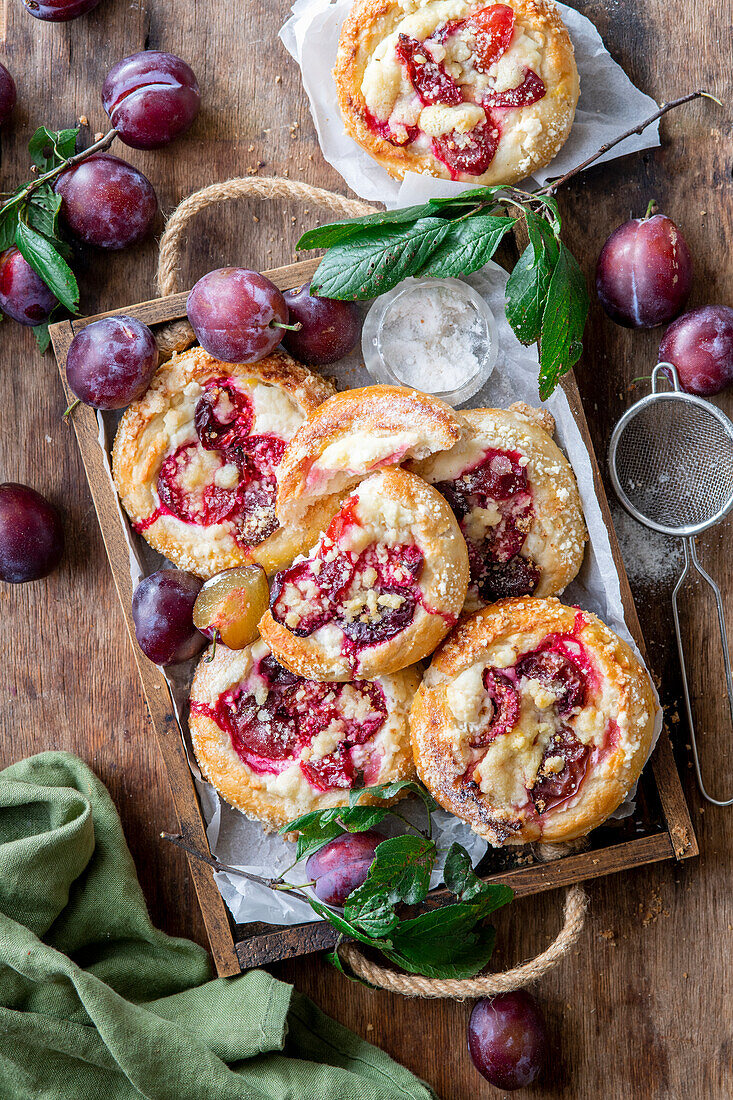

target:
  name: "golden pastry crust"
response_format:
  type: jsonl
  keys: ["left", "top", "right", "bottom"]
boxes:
{"left": 260, "top": 467, "right": 470, "bottom": 681}
{"left": 189, "top": 637, "right": 420, "bottom": 827}
{"left": 334, "top": 0, "right": 579, "bottom": 186}
{"left": 410, "top": 402, "right": 587, "bottom": 607}
{"left": 276, "top": 384, "right": 467, "bottom": 524}
{"left": 112, "top": 346, "right": 337, "bottom": 579}
{"left": 410, "top": 597, "right": 658, "bottom": 845}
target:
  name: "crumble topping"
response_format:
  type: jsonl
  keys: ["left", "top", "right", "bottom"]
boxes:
{"left": 139, "top": 376, "right": 294, "bottom": 550}
{"left": 191, "top": 639, "right": 396, "bottom": 796}
{"left": 360, "top": 0, "right": 553, "bottom": 178}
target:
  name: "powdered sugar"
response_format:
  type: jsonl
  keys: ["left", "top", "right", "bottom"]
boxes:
{"left": 380, "top": 282, "right": 491, "bottom": 391}
{"left": 363, "top": 276, "right": 498, "bottom": 401}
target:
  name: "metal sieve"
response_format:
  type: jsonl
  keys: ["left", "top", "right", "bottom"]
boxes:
{"left": 609, "top": 362, "right": 733, "bottom": 807}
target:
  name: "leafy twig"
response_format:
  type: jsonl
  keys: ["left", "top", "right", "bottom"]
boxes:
{"left": 159, "top": 831, "right": 314, "bottom": 902}
{"left": 297, "top": 88, "right": 717, "bottom": 399}
{"left": 2, "top": 127, "right": 117, "bottom": 222}
{"left": 0, "top": 125, "right": 119, "bottom": 349}
{"left": 162, "top": 781, "right": 514, "bottom": 980}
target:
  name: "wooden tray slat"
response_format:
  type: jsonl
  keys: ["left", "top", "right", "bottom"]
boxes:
{"left": 50, "top": 260, "right": 697, "bottom": 976}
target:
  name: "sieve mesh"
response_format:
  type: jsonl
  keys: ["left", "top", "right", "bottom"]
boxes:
{"left": 612, "top": 395, "right": 733, "bottom": 531}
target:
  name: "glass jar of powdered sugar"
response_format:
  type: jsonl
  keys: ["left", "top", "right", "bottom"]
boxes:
{"left": 361, "top": 276, "right": 498, "bottom": 405}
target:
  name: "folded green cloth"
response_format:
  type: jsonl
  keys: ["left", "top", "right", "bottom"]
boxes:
{"left": 0, "top": 751, "right": 435, "bottom": 1100}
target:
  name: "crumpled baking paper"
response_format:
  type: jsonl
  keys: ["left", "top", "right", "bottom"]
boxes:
{"left": 279, "top": 0, "right": 660, "bottom": 207}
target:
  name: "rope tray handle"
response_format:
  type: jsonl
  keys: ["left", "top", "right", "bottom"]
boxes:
{"left": 154, "top": 176, "right": 377, "bottom": 358}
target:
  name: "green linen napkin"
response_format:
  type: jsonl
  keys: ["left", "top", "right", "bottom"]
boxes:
{"left": 0, "top": 751, "right": 436, "bottom": 1100}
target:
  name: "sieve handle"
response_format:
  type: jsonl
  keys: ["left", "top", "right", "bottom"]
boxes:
{"left": 651, "top": 362, "right": 681, "bottom": 393}
{"left": 672, "top": 538, "right": 733, "bottom": 806}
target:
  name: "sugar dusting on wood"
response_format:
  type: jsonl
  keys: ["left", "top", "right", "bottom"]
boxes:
{"left": 611, "top": 503, "right": 683, "bottom": 589}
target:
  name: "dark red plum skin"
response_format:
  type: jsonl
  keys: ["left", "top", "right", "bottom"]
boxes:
{"left": 187, "top": 268, "right": 289, "bottom": 363}
{"left": 0, "top": 247, "right": 58, "bottom": 326}
{"left": 21, "top": 0, "right": 102, "bottom": 20}
{"left": 0, "top": 483, "right": 64, "bottom": 583}
{"left": 65, "top": 315, "right": 159, "bottom": 409}
{"left": 102, "top": 51, "right": 200, "bottom": 150}
{"left": 55, "top": 154, "right": 158, "bottom": 250}
{"left": 132, "top": 570, "right": 206, "bottom": 666}
{"left": 468, "top": 991, "right": 548, "bottom": 1090}
{"left": 0, "top": 63, "right": 16, "bottom": 125}
{"left": 282, "top": 283, "right": 362, "bottom": 366}
{"left": 596, "top": 214, "right": 692, "bottom": 329}
{"left": 306, "top": 830, "right": 383, "bottom": 905}
{"left": 659, "top": 305, "right": 733, "bottom": 396}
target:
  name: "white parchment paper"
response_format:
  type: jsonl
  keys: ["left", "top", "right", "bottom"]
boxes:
{"left": 279, "top": 0, "right": 660, "bottom": 207}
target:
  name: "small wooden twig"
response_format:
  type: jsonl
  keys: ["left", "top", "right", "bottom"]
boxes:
{"left": 541, "top": 90, "right": 722, "bottom": 195}
{"left": 1, "top": 127, "right": 119, "bottom": 221}
{"left": 160, "top": 831, "right": 313, "bottom": 901}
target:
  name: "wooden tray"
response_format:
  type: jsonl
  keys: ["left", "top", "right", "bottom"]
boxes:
{"left": 50, "top": 257, "right": 698, "bottom": 979}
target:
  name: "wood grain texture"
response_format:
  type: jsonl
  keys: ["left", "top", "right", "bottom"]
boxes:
{"left": 2, "top": 0, "right": 731, "bottom": 1096}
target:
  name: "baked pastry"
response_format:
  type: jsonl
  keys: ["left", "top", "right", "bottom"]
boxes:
{"left": 259, "top": 467, "right": 470, "bottom": 680}
{"left": 410, "top": 597, "right": 657, "bottom": 845}
{"left": 275, "top": 384, "right": 466, "bottom": 524}
{"left": 189, "top": 636, "right": 419, "bottom": 826}
{"left": 112, "top": 346, "right": 336, "bottom": 578}
{"left": 410, "top": 402, "right": 586, "bottom": 607}
{"left": 334, "top": 0, "right": 579, "bottom": 186}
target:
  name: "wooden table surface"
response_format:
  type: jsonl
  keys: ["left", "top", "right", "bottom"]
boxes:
{"left": 1, "top": 1, "right": 731, "bottom": 1096}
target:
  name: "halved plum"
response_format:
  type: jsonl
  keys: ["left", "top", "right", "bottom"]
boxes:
{"left": 157, "top": 443, "right": 237, "bottom": 526}
{"left": 478, "top": 554, "right": 540, "bottom": 602}
{"left": 270, "top": 561, "right": 332, "bottom": 637}
{"left": 193, "top": 564, "right": 269, "bottom": 649}
{"left": 395, "top": 33, "right": 463, "bottom": 106}
{"left": 301, "top": 746, "right": 355, "bottom": 791}
{"left": 194, "top": 378, "right": 254, "bottom": 451}
{"left": 463, "top": 448, "right": 528, "bottom": 502}
{"left": 341, "top": 588, "right": 418, "bottom": 646}
{"left": 485, "top": 69, "right": 545, "bottom": 110}
{"left": 516, "top": 647, "right": 587, "bottom": 714}
{"left": 219, "top": 686, "right": 302, "bottom": 765}
{"left": 432, "top": 121, "right": 500, "bottom": 179}
{"left": 467, "top": 3, "right": 516, "bottom": 72}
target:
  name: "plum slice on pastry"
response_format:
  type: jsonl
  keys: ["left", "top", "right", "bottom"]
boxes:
{"left": 189, "top": 637, "right": 419, "bottom": 826}
{"left": 411, "top": 403, "right": 586, "bottom": 608}
{"left": 112, "top": 346, "right": 336, "bottom": 578}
